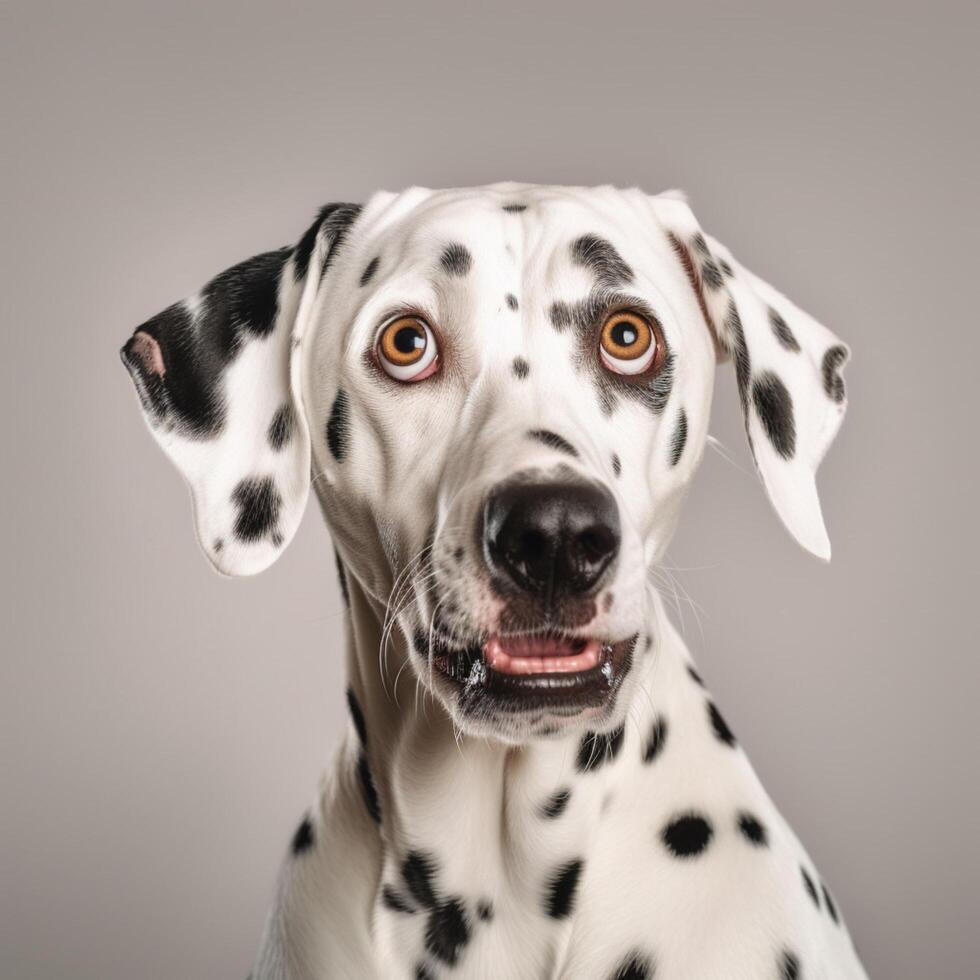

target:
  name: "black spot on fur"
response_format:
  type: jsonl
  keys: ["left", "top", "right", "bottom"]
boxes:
{"left": 425, "top": 899, "right": 470, "bottom": 965}
{"left": 440, "top": 242, "right": 472, "bottom": 277}
{"left": 291, "top": 815, "right": 314, "bottom": 854}
{"left": 453, "top": 546, "right": 465, "bottom": 563}
{"left": 609, "top": 951, "right": 654, "bottom": 980}
{"left": 571, "top": 235, "right": 634, "bottom": 287}
{"left": 751, "top": 372, "right": 796, "bottom": 459}
{"left": 382, "top": 885, "right": 414, "bottom": 914}
{"left": 346, "top": 688, "right": 367, "bottom": 747}
{"left": 360, "top": 256, "right": 380, "bottom": 287}
{"left": 669, "top": 408, "right": 688, "bottom": 467}
{"left": 502, "top": 203, "right": 527, "bottom": 212}
{"left": 661, "top": 813, "right": 713, "bottom": 858}
{"left": 687, "top": 665, "right": 705, "bottom": 686}
{"left": 527, "top": 429, "right": 578, "bottom": 457}
{"left": 120, "top": 249, "right": 291, "bottom": 437}
{"left": 801, "top": 866, "right": 820, "bottom": 908}
{"left": 335, "top": 550, "right": 350, "bottom": 608}
{"left": 512, "top": 356, "right": 530, "bottom": 379}
{"left": 541, "top": 789, "right": 572, "bottom": 819}
{"left": 477, "top": 900, "right": 493, "bottom": 921}
{"left": 403, "top": 852, "right": 438, "bottom": 908}
{"left": 267, "top": 403, "right": 294, "bottom": 451}
{"left": 576, "top": 725, "right": 625, "bottom": 773}
{"left": 822, "top": 345, "right": 848, "bottom": 403}
{"left": 642, "top": 715, "right": 668, "bottom": 764}
{"left": 416, "top": 964, "right": 434, "bottom": 980}
{"left": 780, "top": 950, "right": 801, "bottom": 980}
{"left": 545, "top": 859, "right": 583, "bottom": 919}
{"left": 719, "top": 258, "right": 734, "bottom": 277}
{"left": 412, "top": 629, "right": 430, "bottom": 661}
{"left": 549, "top": 299, "right": 579, "bottom": 333}
{"left": 506, "top": 293, "right": 519, "bottom": 311}
{"left": 232, "top": 477, "right": 282, "bottom": 544}
{"left": 357, "top": 752, "right": 381, "bottom": 823}
{"left": 326, "top": 389, "right": 350, "bottom": 461}
{"left": 611, "top": 453, "right": 621, "bottom": 477}
{"left": 708, "top": 701, "right": 736, "bottom": 747}
{"left": 293, "top": 203, "right": 362, "bottom": 283}
{"left": 737, "top": 811, "right": 769, "bottom": 847}
{"left": 692, "top": 233, "right": 710, "bottom": 256}
{"left": 768, "top": 307, "right": 800, "bottom": 352}
{"left": 213, "top": 538, "right": 223, "bottom": 552}
{"left": 822, "top": 883, "right": 840, "bottom": 924}
{"left": 727, "top": 303, "right": 751, "bottom": 411}
{"left": 701, "top": 257, "right": 724, "bottom": 290}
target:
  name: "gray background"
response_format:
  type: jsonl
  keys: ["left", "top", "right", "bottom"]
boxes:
{"left": 2, "top": 2, "right": 976, "bottom": 978}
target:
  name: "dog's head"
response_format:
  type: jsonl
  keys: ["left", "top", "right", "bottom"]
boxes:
{"left": 122, "top": 184, "right": 848, "bottom": 742}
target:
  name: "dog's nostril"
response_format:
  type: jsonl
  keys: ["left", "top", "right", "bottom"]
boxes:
{"left": 484, "top": 479, "right": 620, "bottom": 599}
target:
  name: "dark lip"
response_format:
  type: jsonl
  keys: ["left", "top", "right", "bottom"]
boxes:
{"left": 428, "top": 632, "right": 639, "bottom": 716}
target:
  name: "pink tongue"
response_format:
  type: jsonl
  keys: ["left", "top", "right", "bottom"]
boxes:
{"left": 484, "top": 635, "right": 601, "bottom": 675}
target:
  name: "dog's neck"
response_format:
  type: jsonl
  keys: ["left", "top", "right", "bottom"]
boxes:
{"left": 340, "top": 576, "right": 686, "bottom": 883}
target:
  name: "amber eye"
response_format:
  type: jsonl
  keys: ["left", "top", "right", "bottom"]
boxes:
{"left": 377, "top": 316, "right": 439, "bottom": 381}
{"left": 599, "top": 311, "right": 658, "bottom": 375}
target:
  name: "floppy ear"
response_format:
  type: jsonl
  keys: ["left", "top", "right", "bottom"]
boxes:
{"left": 650, "top": 193, "right": 849, "bottom": 560}
{"left": 120, "top": 203, "right": 362, "bottom": 576}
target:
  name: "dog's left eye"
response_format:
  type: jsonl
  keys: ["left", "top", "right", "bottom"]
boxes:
{"left": 599, "top": 311, "right": 660, "bottom": 375}
{"left": 376, "top": 316, "right": 439, "bottom": 382}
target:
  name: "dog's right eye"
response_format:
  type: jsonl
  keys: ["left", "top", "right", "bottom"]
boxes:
{"left": 376, "top": 316, "right": 439, "bottom": 382}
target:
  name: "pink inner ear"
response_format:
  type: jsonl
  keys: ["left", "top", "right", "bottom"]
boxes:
{"left": 131, "top": 331, "right": 165, "bottom": 377}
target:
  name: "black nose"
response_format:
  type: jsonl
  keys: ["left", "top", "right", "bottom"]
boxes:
{"left": 483, "top": 480, "right": 621, "bottom": 599}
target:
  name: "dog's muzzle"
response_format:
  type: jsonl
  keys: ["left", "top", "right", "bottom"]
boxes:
{"left": 424, "top": 477, "right": 636, "bottom": 729}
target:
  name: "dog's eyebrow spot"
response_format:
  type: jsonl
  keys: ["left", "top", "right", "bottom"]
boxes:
{"left": 502, "top": 203, "right": 527, "bottom": 212}
{"left": 232, "top": 476, "right": 283, "bottom": 545}
{"left": 737, "top": 811, "right": 769, "bottom": 847}
{"left": 291, "top": 814, "right": 315, "bottom": 855}
{"left": 642, "top": 715, "right": 668, "bottom": 764}
{"left": 571, "top": 234, "right": 634, "bottom": 286}
{"left": 609, "top": 951, "right": 655, "bottom": 980}
{"left": 751, "top": 372, "right": 796, "bottom": 460}
{"left": 669, "top": 408, "right": 688, "bottom": 467}
{"left": 822, "top": 344, "right": 848, "bottom": 403}
{"left": 544, "top": 859, "right": 583, "bottom": 919}
{"left": 611, "top": 453, "right": 621, "bottom": 477}
{"left": 541, "top": 788, "right": 572, "bottom": 819}
{"left": 801, "top": 866, "right": 821, "bottom": 908}
{"left": 440, "top": 242, "right": 473, "bottom": 277}
{"left": 267, "top": 403, "right": 294, "bottom": 451}
{"left": 512, "top": 356, "right": 530, "bottom": 380}
{"left": 661, "top": 812, "right": 714, "bottom": 858}
{"left": 768, "top": 306, "right": 800, "bottom": 352}
{"left": 780, "top": 950, "right": 802, "bottom": 980}
{"left": 708, "top": 701, "right": 737, "bottom": 747}
{"left": 505, "top": 293, "right": 519, "bottom": 311}
{"left": 527, "top": 429, "right": 578, "bottom": 457}
{"left": 326, "top": 389, "right": 350, "bottom": 462}
{"left": 576, "top": 724, "right": 625, "bottom": 772}
{"left": 359, "top": 256, "right": 380, "bottom": 287}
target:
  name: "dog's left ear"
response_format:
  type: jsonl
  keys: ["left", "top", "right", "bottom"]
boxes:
{"left": 650, "top": 193, "right": 849, "bottom": 560}
{"left": 120, "top": 204, "right": 362, "bottom": 576}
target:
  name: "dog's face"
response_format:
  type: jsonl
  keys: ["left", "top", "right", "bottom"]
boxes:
{"left": 122, "top": 184, "right": 849, "bottom": 743}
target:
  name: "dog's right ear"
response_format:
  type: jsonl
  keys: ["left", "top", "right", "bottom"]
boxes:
{"left": 120, "top": 204, "right": 362, "bottom": 576}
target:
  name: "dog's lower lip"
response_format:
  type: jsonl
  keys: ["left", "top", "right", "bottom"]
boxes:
{"left": 485, "top": 634, "right": 599, "bottom": 675}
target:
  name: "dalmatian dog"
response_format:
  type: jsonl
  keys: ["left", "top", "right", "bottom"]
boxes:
{"left": 121, "top": 183, "right": 865, "bottom": 980}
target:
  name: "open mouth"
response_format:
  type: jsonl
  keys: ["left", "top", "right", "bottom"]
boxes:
{"left": 427, "top": 630, "right": 638, "bottom": 717}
